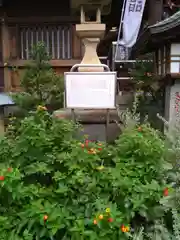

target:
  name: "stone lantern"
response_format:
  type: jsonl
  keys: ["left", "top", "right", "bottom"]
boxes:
{"left": 54, "top": 0, "right": 122, "bottom": 142}
{"left": 76, "top": 7, "right": 105, "bottom": 72}
{"left": 70, "top": 0, "right": 112, "bottom": 72}
{"left": 70, "top": 0, "right": 112, "bottom": 16}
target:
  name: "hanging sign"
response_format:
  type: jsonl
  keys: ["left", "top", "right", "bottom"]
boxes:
{"left": 119, "top": 0, "right": 146, "bottom": 47}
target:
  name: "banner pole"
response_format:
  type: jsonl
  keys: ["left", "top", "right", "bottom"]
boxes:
{"left": 115, "top": 0, "right": 127, "bottom": 61}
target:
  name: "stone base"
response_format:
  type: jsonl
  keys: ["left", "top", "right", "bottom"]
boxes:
{"left": 54, "top": 109, "right": 119, "bottom": 122}
{"left": 78, "top": 123, "right": 121, "bottom": 142}
{"left": 53, "top": 109, "right": 123, "bottom": 142}
{"left": 53, "top": 92, "right": 135, "bottom": 142}
{"left": 116, "top": 92, "right": 134, "bottom": 110}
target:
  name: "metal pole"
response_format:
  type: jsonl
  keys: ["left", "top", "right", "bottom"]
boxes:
{"left": 105, "top": 109, "right": 110, "bottom": 142}
{"left": 70, "top": 64, "right": 110, "bottom": 72}
{"left": 115, "top": 0, "right": 127, "bottom": 62}
{"left": 71, "top": 108, "right": 75, "bottom": 122}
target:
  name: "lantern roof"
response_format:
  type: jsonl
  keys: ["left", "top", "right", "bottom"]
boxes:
{"left": 132, "top": 11, "right": 180, "bottom": 56}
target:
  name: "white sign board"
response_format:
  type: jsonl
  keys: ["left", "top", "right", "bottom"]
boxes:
{"left": 65, "top": 72, "right": 116, "bottom": 109}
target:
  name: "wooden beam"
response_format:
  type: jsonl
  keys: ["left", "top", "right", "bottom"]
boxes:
{"left": 1, "top": 18, "right": 11, "bottom": 92}
{"left": 8, "top": 59, "right": 81, "bottom": 67}
{"left": 3, "top": 16, "right": 80, "bottom": 24}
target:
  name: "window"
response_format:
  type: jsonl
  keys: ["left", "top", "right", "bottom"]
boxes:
{"left": 19, "top": 25, "right": 72, "bottom": 60}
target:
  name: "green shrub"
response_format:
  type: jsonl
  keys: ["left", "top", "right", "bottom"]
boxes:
{"left": 0, "top": 108, "right": 169, "bottom": 239}
{"left": 110, "top": 124, "right": 170, "bottom": 226}
{"left": 11, "top": 42, "right": 64, "bottom": 115}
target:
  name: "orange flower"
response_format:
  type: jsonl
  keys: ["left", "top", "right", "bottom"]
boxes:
{"left": 121, "top": 225, "right": 125, "bottom": 232}
{"left": 121, "top": 225, "right": 129, "bottom": 232}
{"left": 98, "top": 148, "right": 102, "bottom": 151}
{"left": 138, "top": 126, "right": 142, "bottom": 132}
{"left": 97, "top": 143, "right": 102, "bottom": 146}
{"left": 163, "top": 187, "right": 169, "bottom": 196}
{"left": 7, "top": 167, "right": 12, "bottom": 172}
{"left": 108, "top": 218, "right": 113, "bottom": 223}
{"left": 43, "top": 215, "right": 48, "bottom": 221}
{"left": 81, "top": 143, "right": 85, "bottom": 148}
{"left": 42, "top": 106, "right": 47, "bottom": 111}
{"left": 93, "top": 219, "right": 97, "bottom": 225}
{"left": 0, "top": 176, "right": 5, "bottom": 181}
{"left": 98, "top": 214, "right": 104, "bottom": 220}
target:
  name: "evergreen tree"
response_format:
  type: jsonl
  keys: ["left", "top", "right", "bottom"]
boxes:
{"left": 12, "top": 42, "right": 64, "bottom": 114}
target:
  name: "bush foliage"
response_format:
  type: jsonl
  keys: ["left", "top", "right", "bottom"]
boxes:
{"left": 0, "top": 43, "right": 179, "bottom": 239}
{"left": 0, "top": 106, "right": 172, "bottom": 239}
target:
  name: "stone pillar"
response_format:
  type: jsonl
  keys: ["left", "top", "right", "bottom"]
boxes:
{"left": 76, "top": 7, "right": 105, "bottom": 72}
{"left": 164, "top": 80, "right": 180, "bottom": 130}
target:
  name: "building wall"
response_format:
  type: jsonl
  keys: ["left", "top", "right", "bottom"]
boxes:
{"left": 2, "top": 0, "right": 71, "bottom": 17}
{"left": 0, "top": 0, "right": 83, "bottom": 92}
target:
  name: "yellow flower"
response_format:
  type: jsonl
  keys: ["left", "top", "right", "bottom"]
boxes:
{"left": 96, "top": 165, "right": 104, "bottom": 171}
{"left": 98, "top": 214, "right": 103, "bottom": 220}
{"left": 37, "top": 105, "right": 47, "bottom": 111}
{"left": 105, "top": 208, "right": 110, "bottom": 213}
{"left": 88, "top": 148, "right": 96, "bottom": 154}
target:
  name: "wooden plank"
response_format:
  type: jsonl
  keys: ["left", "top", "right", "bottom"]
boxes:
{"left": 0, "top": 23, "right": 3, "bottom": 91}
{"left": 11, "top": 68, "right": 20, "bottom": 90}
{"left": 9, "top": 25, "right": 19, "bottom": 58}
{"left": 9, "top": 59, "right": 81, "bottom": 67}
{"left": 2, "top": 19, "right": 11, "bottom": 92}
{"left": 72, "top": 25, "right": 82, "bottom": 59}
{"left": 0, "top": 59, "right": 82, "bottom": 67}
